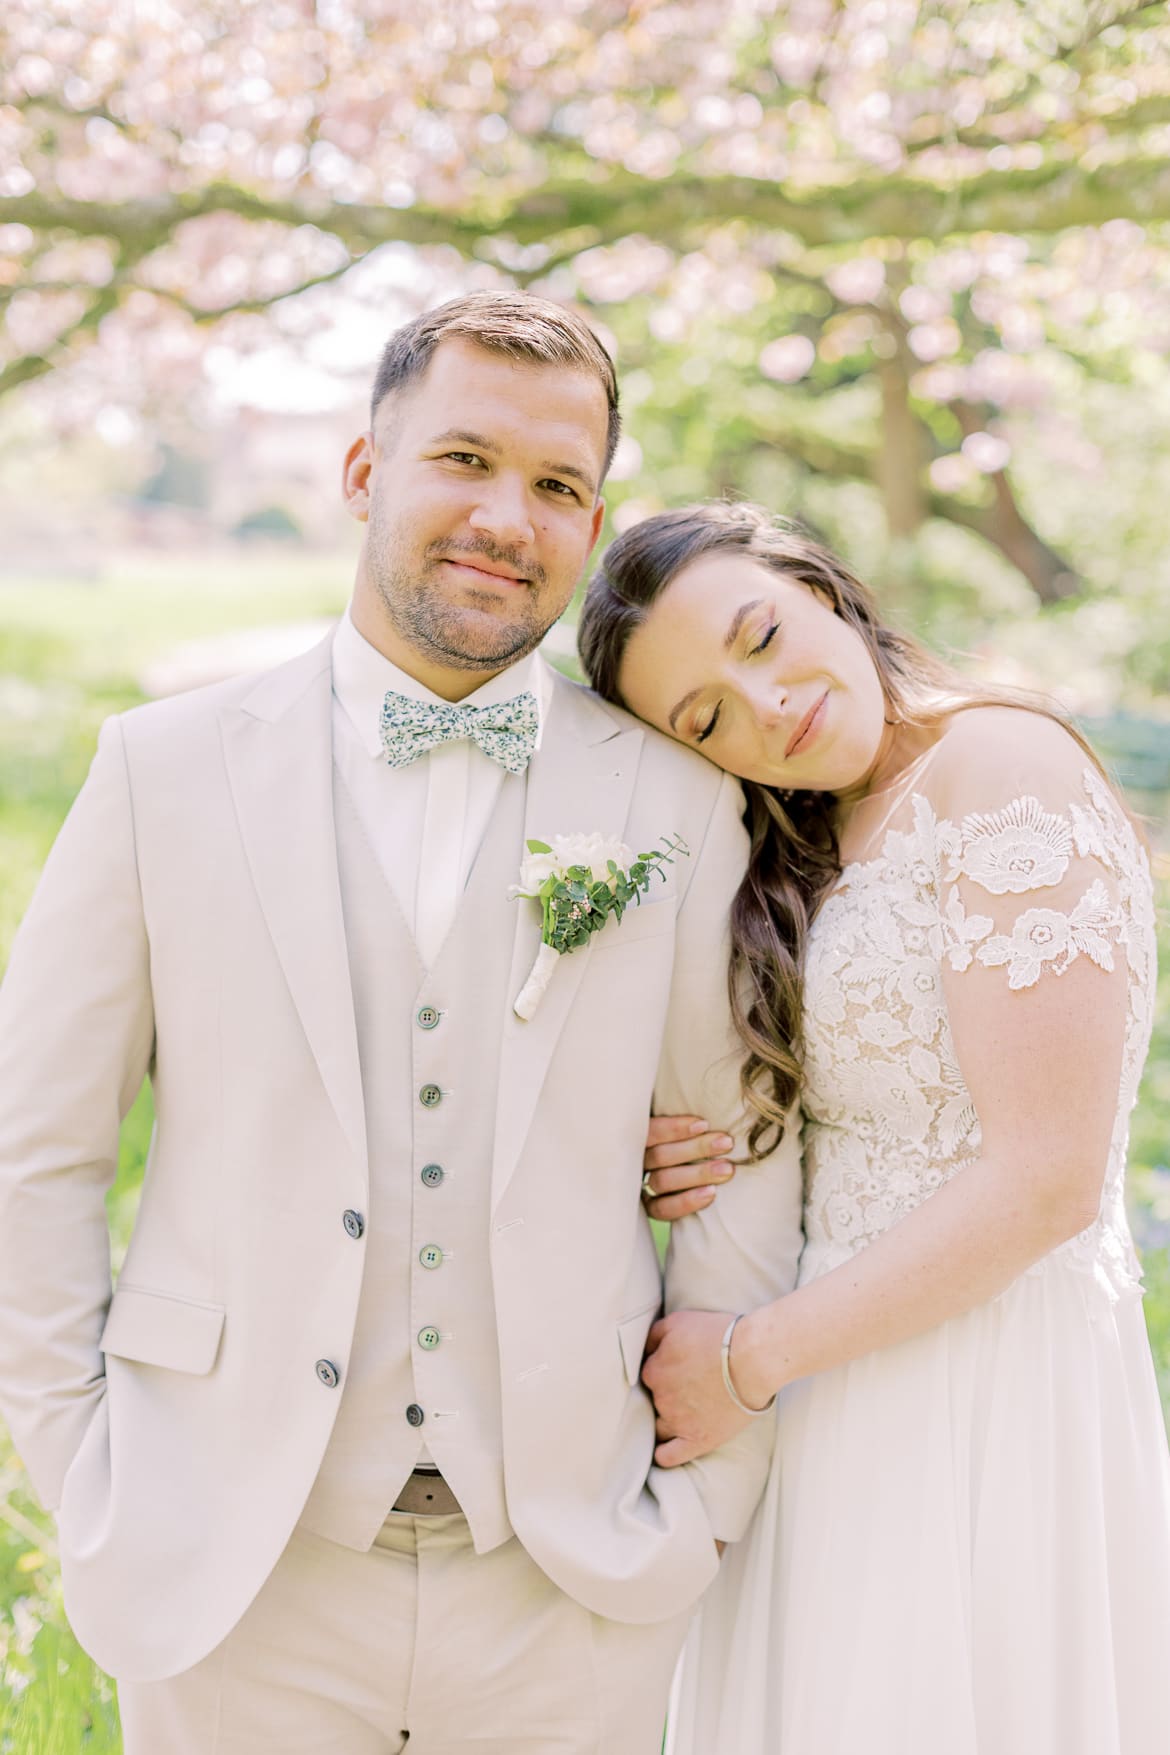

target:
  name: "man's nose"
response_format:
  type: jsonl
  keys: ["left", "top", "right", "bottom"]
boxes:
{"left": 467, "top": 476, "right": 535, "bottom": 546}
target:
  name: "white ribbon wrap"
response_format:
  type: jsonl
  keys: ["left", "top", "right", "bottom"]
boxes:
{"left": 512, "top": 942, "right": 561, "bottom": 1021}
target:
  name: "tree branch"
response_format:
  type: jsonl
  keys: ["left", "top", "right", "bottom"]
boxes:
{"left": 6, "top": 153, "right": 1170, "bottom": 265}
{"left": 0, "top": 281, "right": 122, "bottom": 401}
{"left": 139, "top": 251, "right": 364, "bottom": 322}
{"left": 749, "top": 422, "right": 1080, "bottom": 603}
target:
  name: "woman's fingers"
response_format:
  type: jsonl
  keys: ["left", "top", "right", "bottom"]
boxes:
{"left": 645, "top": 1187, "right": 719, "bottom": 1222}
{"left": 642, "top": 1154, "right": 736, "bottom": 1221}
{"left": 643, "top": 1129, "right": 735, "bottom": 1174}
{"left": 643, "top": 1158, "right": 734, "bottom": 1198}
{"left": 645, "top": 1114, "right": 708, "bottom": 1150}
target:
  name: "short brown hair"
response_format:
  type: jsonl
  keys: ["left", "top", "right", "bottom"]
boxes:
{"left": 370, "top": 290, "right": 620, "bottom": 481}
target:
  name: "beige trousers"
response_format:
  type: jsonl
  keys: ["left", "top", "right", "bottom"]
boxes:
{"left": 116, "top": 1514, "right": 693, "bottom": 1753}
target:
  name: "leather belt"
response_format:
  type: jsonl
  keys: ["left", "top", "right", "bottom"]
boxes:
{"left": 392, "top": 1468, "right": 462, "bottom": 1516}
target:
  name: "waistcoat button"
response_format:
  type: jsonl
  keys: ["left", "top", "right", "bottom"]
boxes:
{"left": 418, "top": 1327, "right": 441, "bottom": 1351}
{"left": 406, "top": 1403, "right": 425, "bottom": 1427}
{"left": 315, "top": 1359, "right": 340, "bottom": 1388}
{"left": 416, "top": 1005, "right": 440, "bottom": 1030}
{"left": 419, "top": 1244, "right": 444, "bottom": 1270}
{"left": 420, "top": 1163, "right": 445, "bottom": 1188}
{"left": 419, "top": 1083, "right": 442, "bottom": 1109}
{"left": 342, "top": 1209, "right": 364, "bottom": 1240}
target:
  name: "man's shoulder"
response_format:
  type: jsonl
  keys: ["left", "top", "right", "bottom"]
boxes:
{"left": 551, "top": 670, "right": 726, "bottom": 799}
{"left": 114, "top": 631, "right": 334, "bottom": 750}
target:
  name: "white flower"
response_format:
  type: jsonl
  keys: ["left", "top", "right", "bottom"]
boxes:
{"left": 857, "top": 1011, "right": 909, "bottom": 1050}
{"left": 896, "top": 956, "right": 946, "bottom": 1039}
{"left": 956, "top": 796, "right": 1072, "bottom": 894}
{"left": 897, "top": 956, "right": 942, "bottom": 1006}
{"left": 865, "top": 1063, "right": 934, "bottom": 1142}
{"left": 978, "top": 907, "right": 1072, "bottom": 989}
{"left": 511, "top": 832, "right": 634, "bottom": 898}
{"left": 976, "top": 879, "right": 1122, "bottom": 989}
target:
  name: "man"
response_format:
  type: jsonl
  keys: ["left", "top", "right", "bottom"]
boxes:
{"left": 0, "top": 292, "right": 802, "bottom": 1752}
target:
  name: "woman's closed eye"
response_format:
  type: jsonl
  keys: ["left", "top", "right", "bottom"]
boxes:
{"left": 696, "top": 702, "right": 722, "bottom": 745}
{"left": 695, "top": 623, "right": 777, "bottom": 741}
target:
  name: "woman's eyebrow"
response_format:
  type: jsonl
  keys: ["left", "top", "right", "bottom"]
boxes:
{"left": 668, "top": 687, "right": 702, "bottom": 733}
{"left": 724, "top": 597, "right": 765, "bottom": 649}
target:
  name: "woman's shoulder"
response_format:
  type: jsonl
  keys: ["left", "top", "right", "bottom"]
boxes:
{"left": 921, "top": 704, "right": 1103, "bottom": 821}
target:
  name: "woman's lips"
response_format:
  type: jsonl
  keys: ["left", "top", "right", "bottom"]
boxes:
{"left": 786, "top": 690, "right": 828, "bottom": 758}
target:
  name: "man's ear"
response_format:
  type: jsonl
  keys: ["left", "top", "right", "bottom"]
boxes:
{"left": 342, "top": 432, "right": 375, "bottom": 523}
{"left": 588, "top": 496, "right": 606, "bottom": 553}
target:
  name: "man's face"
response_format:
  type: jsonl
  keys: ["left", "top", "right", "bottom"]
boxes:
{"left": 344, "top": 337, "right": 609, "bottom": 697}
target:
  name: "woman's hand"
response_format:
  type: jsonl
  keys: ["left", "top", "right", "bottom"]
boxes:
{"left": 642, "top": 1114, "right": 735, "bottom": 1221}
{"left": 641, "top": 1308, "right": 755, "bottom": 1467}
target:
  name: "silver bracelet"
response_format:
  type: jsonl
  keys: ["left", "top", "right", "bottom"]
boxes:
{"left": 720, "top": 1315, "right": 777, "bottom": 1417}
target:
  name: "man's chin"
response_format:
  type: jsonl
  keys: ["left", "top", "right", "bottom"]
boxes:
{"left": 423, "top": 609, "right": 546, "bottom": 672}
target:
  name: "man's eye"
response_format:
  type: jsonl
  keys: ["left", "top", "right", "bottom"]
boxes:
{"left": 539, "top": 479, "right": 577, "bottom": 499}
{"left": 751, "top": 623, "right": 779, "bottom": 657}
{"left": 446, "top": 452, "right": 485, "bottom": 467}
{"left": 696, "top": 703, "right": 722, "bottom": 745}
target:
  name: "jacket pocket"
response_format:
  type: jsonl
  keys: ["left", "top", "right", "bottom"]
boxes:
{"left": 617, "top": 1300, "right": 661, "bottom": 1387}
{"left": 100, "top": 1284, "right": 225, "bottom": 1376}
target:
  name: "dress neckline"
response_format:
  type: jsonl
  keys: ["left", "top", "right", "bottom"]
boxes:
{"left": 837, "top": 740, "right": 946, "bottom": 868}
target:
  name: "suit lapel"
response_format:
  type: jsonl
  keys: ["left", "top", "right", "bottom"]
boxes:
{"left": 491, "top": 664, "right": 643, "bottom": 1210}
{"left": 219, "top": 636, "right": 367, "bottom": 1175}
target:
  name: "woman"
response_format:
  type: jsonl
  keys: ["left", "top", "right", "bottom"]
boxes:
{"left": 577, "top": 502, "right": 1170, "bottom": 1754}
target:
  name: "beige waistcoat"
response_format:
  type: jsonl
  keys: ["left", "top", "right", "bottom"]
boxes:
{"left": 299, "top": 771, "right": 521, "bottom": 1551}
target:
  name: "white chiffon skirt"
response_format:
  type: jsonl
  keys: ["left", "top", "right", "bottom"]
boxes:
{"left": 666, "top": 1261, "right": 1170, "bottom": 1755}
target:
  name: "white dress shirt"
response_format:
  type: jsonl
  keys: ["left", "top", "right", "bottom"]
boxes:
{"left": 331, "top": 611, "right": 547, "bottom": 970}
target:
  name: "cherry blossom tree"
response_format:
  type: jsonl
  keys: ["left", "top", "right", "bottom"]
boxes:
{"left": 3, "top": 0, "right": 1170, "bottom": 606}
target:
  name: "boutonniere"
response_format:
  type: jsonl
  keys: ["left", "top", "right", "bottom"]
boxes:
{"left": 510, "top": 832, "right": 689, "bottom": 1020}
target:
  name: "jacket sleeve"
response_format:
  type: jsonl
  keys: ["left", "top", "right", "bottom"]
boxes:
{"left": 0, "top": 715, "right": 154, "bottom": 1510}
{"left": 655, "top": 768, "right": 804, "bottom": 1541}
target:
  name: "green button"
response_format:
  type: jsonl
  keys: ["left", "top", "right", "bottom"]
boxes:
{"left": 419, "top": 1243, "right": 444, "bottom": 1270}
{"left": 417, "top": 1006, "right": 440, "bottom": 1030}
{"left": 418, "top": 1327, "right": 441, "bottom": 1351}
{"left": 419, "top": 1083, "right": 442, "bottom": 1109}
{"left": 421, "top": 1164, "right": 445, "bottom": 1189}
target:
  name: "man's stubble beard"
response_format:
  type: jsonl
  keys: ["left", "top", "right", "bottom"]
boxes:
{"left": 366, "top": 503, "right": 561, "bottom": 675}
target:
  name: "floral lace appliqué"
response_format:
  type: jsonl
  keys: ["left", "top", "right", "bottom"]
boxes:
{"left": 951, "top": 794, "right": 1073, "bottom": 893}
{"left": 799, "top": 768, "right": 1153, "bottom": 1301}
{"left": 975, "top": 881, "right": 1120, "bottom": 989}
{"left": 936, "top": 791, "right": 1127, "bottom": 989}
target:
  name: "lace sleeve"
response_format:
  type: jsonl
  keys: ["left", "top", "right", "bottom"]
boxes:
{"left": 918, "top": 722, "right": 1150, "bottom": 1254}
{"left": 934, "top": 765, "right": 1140, "bottom": 992}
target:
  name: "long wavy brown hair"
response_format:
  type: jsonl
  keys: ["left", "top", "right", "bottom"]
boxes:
{"left": 577, "top": 501, "right": 1106, "bottom": 1159}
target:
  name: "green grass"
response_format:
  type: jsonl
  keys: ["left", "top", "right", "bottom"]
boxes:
{"left": 1, "top": 557, "right": 1168, "bottom": 1747}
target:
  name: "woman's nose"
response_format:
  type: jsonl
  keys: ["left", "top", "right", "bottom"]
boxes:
{"left": 744, "top": 680, "right": 788, "bottom": 730}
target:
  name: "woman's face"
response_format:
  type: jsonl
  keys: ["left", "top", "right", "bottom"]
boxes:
{"left": 617, "top": 550, "right": 889, "bottom": 793}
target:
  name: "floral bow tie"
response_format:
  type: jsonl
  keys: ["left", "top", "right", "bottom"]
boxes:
{"left": 379, "top": 688, "right": 539, "bottom": 775}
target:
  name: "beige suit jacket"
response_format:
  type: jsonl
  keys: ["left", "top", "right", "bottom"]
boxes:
{"left": 0, "top": 637, "right": 803, "bottom": 1682}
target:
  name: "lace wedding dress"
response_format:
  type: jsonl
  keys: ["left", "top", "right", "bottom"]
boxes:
{"left": 667, "top": 713, "right": 1170, "bottom": 1754}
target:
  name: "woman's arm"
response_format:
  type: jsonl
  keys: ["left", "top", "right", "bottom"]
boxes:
{"left": 645, "top": 724, "right": 1136, "bottom": 1465}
